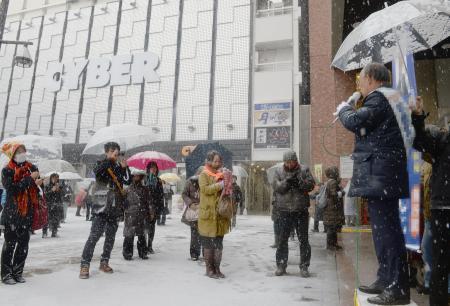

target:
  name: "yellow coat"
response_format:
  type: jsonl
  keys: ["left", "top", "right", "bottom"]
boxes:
{"left": 198, "top": 172, "right": 230, "bottom": 237}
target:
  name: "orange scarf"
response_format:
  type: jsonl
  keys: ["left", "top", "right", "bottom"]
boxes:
{"left": 7, "top": 160, "right": 39, "bottom": 217}
{"left": 203, "top": 164, "right": 224, "bottom": 181}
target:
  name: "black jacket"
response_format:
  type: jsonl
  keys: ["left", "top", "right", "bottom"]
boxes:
{"left": 124, "top": 182, "right": 150, "bottom": 237}
{"left": 44, "top": 182, "right": 63, "bottom": 209}
{"left": 272, "top": 164, "right": 315, "bottom": 212}
{"left": 339, "top": 89, "right": 409, "bottom": 199}
{"left": 148, "top": 178, "right": 164, "bottom": 215}
{"left": 232, "top": 183, "right": 243, "bottom": 205}
{"left": 0, "top": 162, "right": 38, "bottom": 230}
{"left": 91, "top": 159, "right": 131, "bottom": 218}
{"left": 412, "top": 112, "right": 450, "bottom": 210}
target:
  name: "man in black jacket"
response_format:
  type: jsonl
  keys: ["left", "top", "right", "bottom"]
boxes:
{"left": 337, "top": 63, "right": 410, "bottom": 305}
{"left": 79, "top": 142, "right": 131, "bottom": 279}
{"left": 411, "top": 97, "right": 450, "bottom": 306}
{"left": 272, "top": 150, "right": 315, "bottom": 277}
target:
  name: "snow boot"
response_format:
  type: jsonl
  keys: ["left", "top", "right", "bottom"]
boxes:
{"left": 79, "top": 265, "right": 90, "bottom": 279}
{"left": 203, "top": 249, "right": 218, "bottom": 279}
{"left": 14, "top": 274, "right": 26, "bottom": 283}
{"left": 2, "top": 275, "right": 17, "bottom": 285}
{"left": 213, "top": 249, "right": 225, "bottom": 278}
{"left": 275, "top": 265, "right": 286, "bottom": 276}
{"left": 99, "top": 262, "right": 114, "bottom": 274}
{"left": 300, "top": 268, "right": 310, "bottom": 278}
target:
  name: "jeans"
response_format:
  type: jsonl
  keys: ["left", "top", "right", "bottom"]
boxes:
{"left": 190, "top": 223, "right": 201, "bottom": 258}
{"left": 123, "top": 235, "right": 147, "bottom": 259}
{"left": 276, "top": 210, "right": 311, "bottom": 270}
{"left": 430, "top": 209, "right": 450, "bottom": 306}
{"left": 81, "top": 214, "right": 119, "bottom": 266}
{"left": 62, "top": 202, "right": 69, "bottom": 221}
{"left": 85, "top": 202, "right": 91, "bottom": 221}
{"left": 148, "top": 218, "right": 156, "bottom": 249}
{"left": 326, "top": 225, "right": 338, "bottom": 247}
{"left": 1, "top": 226, "right": 30, "bottom": 279}
{"left": 76, "top": 206, "right": 82, "bottom": 216}
{"left": 273, "top": 216, "right": 281, "bottom": 246}
{"left": 367, "top": 198, "right": 409, "bottom": 295}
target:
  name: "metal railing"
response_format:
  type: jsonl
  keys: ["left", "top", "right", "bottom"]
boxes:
{"left": 256, "top": 6, "right": 293, "bottom": 18}
{"left": 255, "top": 61, "right": 292, "bottom": 72}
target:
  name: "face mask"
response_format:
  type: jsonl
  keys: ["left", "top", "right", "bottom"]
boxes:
{"left": 14, "top": 152, "right": 27, "bottom": 164}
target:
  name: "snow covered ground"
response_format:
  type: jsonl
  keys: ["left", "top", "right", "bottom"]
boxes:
{"left": 0, "top": 204, "right": 341, "bottom": 306}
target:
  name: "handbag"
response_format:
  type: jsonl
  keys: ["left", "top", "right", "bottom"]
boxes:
{"left": 181, "top": 204, "right": 199, "bottom": 225}
{"left": 218, "top": 194, "right": 233, "bottom": 219}
{"left": 317, "top": 182, "right": 328, "bottom": 210}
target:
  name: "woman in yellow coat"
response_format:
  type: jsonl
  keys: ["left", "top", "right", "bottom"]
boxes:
{"left": 198, "top": 150, "right": 230, "bottom": 279}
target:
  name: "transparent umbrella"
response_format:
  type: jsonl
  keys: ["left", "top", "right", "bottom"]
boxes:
{"left": 37, "top": 159, "right": 77, "bottom": 175}
{"left": 332, "top": 0, "right": 450, "bottom": 71}
{"left": 0, "top": 135, "right": 63, "bottom": 162}
{"left": 82, "top": 124, "right": 157, "bottom": 156}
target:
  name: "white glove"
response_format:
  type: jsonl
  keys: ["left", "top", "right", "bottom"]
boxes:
{"left": 333, "top": 101, "right": 350, "bottom": 116}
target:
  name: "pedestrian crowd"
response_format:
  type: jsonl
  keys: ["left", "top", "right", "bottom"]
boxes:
{"left": 0, "top": 62, "right": 449, "bottom": 306}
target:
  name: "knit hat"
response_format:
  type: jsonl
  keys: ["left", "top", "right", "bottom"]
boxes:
{"left": 283, "top": 150, "right": 298, "bottom": 162}
{"left": 1, "top": 141, "right": 26, "bottom": 160}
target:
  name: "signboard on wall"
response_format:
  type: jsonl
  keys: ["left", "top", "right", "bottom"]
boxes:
{"left": 254, "top": 126, "right": 290, "bottom": 149}
{"left": 254, "top": 102, "right": 291, "bottom": 127}
{"left": 45, "top": 52, "right": 160, "bottom": 93}
{"left": 340, "top": 156, "right": 354, "bottom": 179}
{"left": 253, "top": 102, "right": 291, "bottom": 149}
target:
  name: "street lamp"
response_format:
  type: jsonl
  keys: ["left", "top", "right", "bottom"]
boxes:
{"left": 0, "top": 40, "right": 34, "bottom": 68}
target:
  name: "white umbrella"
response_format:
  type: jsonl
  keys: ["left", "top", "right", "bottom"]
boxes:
{"left": 332, "top": 0, "right": 450, "bottom": 71}
{"left": 0, "top": 135, "right": 63, "bottom": 162}
{"left": 37, "top": 159, "right": 77, "bottom": 175}
{"left": 82, "top": 124, "right": 157, "bottom": 156}
{"left": 129, "top": 167, "right": 147, "bottom": 176}
{"left": 232, "top": 165, "right": 248, "bottom": 178}
{"left": 44, "top": 171, "right": 82, "bottom": 181}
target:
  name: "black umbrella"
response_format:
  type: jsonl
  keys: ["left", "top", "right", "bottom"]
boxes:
{"left": 185, "top": 142, "right": 233, "bottom": 178}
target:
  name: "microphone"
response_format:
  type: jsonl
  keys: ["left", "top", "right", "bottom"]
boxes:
{"left": 333, "top": 92, "right": 361, "bottom": 123}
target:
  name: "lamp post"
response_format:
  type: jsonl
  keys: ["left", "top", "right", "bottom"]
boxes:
{"left": 0, "top": 0, "right": 9, "bottom": 46}
{"left": 0, "top": 40, "right": 34, "bottom": 67}
{"left": 0, "top": 0, "right": 35, "bottom": 68}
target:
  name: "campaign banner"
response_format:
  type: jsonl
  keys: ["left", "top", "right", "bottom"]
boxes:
{"left": 392, "top": 54, "right": 422, "bottom": 251}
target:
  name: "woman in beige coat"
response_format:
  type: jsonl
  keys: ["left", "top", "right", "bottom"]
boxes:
{"left": 198, "top": 151, "right": 230, "bottom": 279}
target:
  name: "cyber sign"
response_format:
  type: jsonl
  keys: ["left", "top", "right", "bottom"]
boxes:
{"left": 45, "top": 52, "right": 160, "bottom": 93}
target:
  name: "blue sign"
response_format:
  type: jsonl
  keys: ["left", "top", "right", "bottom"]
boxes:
{"left": 392, "top": 54, "right": 422, "bottom": 251}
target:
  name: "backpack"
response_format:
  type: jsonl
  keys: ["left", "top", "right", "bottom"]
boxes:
{"left": 316, "top": 183, "right": 328, "bottom": 209}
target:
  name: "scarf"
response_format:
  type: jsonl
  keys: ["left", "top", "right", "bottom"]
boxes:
{"left": 203, "top": 164, "right": 224, "bottom": 182}
{"left": 147, "top": 172, "right": 158, "bottom": 187}
{"left": 7, "top": 160, "right": 39, "bottom": 217}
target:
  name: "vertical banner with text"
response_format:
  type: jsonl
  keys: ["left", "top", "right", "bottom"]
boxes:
{"left": 392, "top": 54, "right": 422, "bottom": 251}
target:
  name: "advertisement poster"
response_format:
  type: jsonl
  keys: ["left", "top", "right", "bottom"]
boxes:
{"left": 392, "top": 54, "right": 422, "bottom": 251}
{"left": 253, "top": 102, "right": 291, "bottom": 149}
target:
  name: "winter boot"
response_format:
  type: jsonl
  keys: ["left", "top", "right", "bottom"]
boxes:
{"left": 275, "top": 265, "right": 286, "bottom": 276}
{"left": 203, "top": 249, "right": 218, "bottom": 279}
{"left": 300, "top": 267, "right": 310, "bottom": 278}
{"left": 99, "top": 262, "right": 114, "bottom": 274}
{"left": 2, "top": 275, "right": 17, "bottom": 285}
{"left": 213, "top": 249, "right": 225, "bottom": 278}
{"left": 79, "top": 264, "right": 90, "bottom": 279}
{"left": 14, "top": 274, "right": 26, "bottom": 283}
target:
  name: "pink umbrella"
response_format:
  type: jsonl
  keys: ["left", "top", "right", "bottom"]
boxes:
{"left": 127, "top": 151, "right": 176, "bottom": 171}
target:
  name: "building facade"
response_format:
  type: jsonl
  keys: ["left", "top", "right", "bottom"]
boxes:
{"left": 1, "top": 0, "right": 253, "bottom": 161}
